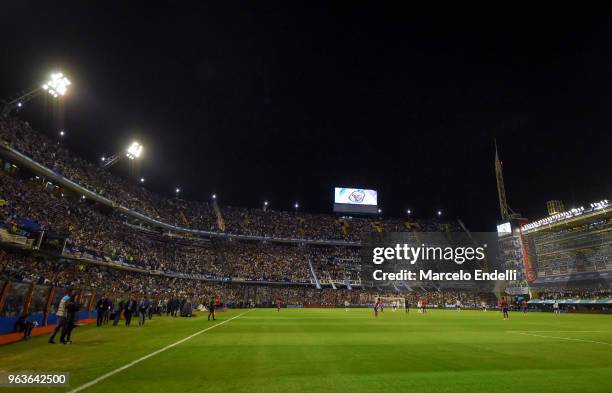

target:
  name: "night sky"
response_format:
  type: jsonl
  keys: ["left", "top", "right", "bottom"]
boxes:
{"left": 1, "top": 4, "right": 611, "bottom": 231}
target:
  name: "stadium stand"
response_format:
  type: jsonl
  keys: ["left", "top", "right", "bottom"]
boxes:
{"left": 0, "top": 115, "right": 610, "bottom": 342}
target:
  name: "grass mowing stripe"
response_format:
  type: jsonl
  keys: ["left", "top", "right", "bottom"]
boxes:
{"left": 510, "top": 331, "right": 612, "bottom": 347}
{"left": 67, "top": 309, "right": 253, "bottom": 393}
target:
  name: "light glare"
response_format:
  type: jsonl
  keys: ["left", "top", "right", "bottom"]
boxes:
{"left": 126, "top": 142, "right": 143, "bottom": 160}
{"left": 43, "top": 72, "right": 71, "bottom": 97}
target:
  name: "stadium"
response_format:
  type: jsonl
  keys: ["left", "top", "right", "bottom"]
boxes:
{"left": 0, "top": 6, "right": 611, "bottom": 393}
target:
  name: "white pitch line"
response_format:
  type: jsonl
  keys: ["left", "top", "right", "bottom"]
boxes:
{"left": 68, "top": 310, "right": 253, "bottom": 393}
{"left": 510, "top": 331, "right": 612, "bottom": 347}
{"left": 515, "top": 331, "right": 605, "bottom": 333}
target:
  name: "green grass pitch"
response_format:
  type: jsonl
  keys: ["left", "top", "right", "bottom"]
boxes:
{"left": 0, "top": 309, "right": 610, "bottom": 393}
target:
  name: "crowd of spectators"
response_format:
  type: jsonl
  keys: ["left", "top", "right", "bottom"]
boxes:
{"left": 0, "top": 116, "right": 456, "bottom": 242}
{"left": 0, "top": 116, "right": 216, "bottom": 229}
{"left": 308, "top": 245, "right": 361, "bottom": 282}
{"left": 0, "top": 170, "right": 346, "bottom": 283}
{"left": 0, "top": 249, "right": 240, "bottom": 306}
{"left": 0, "top": 172, "right": 223, "bottom": 274}
{"left": 530, "top": 220, "right": 611, "bottom": 277}
{"left": 3, "top": 247, "right": 610, "bottom": 319}
{"left": 0, "top": 164, "right": 442, "bottom": 286}
{"left": 0, "top": 114, "right": 499, "bottom": 310}
{"left": 0, "top": 249, "right": 491, "bottom": 309}
{"left": 220, "top": 240, "right": 311, "bottom": 282}
{"left": 0, "top": 170, "right": 319, "bottom": 281}
{"left": 535, "top": 286, "right": 612, "bottom": 300}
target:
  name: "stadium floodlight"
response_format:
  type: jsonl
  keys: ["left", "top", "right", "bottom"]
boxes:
{"left": 294, "top": 202, "right": 299, "bottom": 209}
{"left": 406, "top": 209, "right": 412, "bottom": 215}
{"left": 102, "top": 141, "right": 144, "bottom": 168}
{"left": 175, "top": 187, "right": 181, "bottom": 194}
{"left": 523, "top": 206, "right": 588, "bottom": 231}
{"left": 2, "top": 71, "right": 72, "bottom": 115}
{"left": 437, "top": 210, "right": 443, "bottom": 216}
{"left": 264, "top": 201, "right": 269, "bottom": 206}
{"left": 212, "top": 193, "right": 217, "bottom": 200}
{"left": 59, "top": 130, "right": 65, "bottom": 137}
{"left": 591, "top": 200, "right": 610, "bottom": 210}
{"left": 126, "top": 141, "right": 143, "bottom": 160}
{"left": 41, "top": 72, "right": 71, "bottom": 98}
{"left": 377, "top": 208, "right": 382, "bottom": 214}
{"left": 140, "top": 178, "right": 145, "bottom": 183}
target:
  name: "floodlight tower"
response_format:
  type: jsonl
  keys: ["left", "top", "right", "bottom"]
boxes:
{"left": 101, "top": 141, "right": 143, "bottom": 169}
{"left": 2, "top": 72, "right": 71, "bottom": 115}
{"left": 494, "top": 140, "right": 520, "bottom": 220}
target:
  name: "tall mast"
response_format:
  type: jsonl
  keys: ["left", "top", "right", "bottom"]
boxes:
{"left": 495, "top": 139, "right": 511, "bottom": 221}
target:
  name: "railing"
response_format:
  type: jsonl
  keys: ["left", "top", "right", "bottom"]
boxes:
{"left": 308, "top": 258, "right": 321, "bottom": 289}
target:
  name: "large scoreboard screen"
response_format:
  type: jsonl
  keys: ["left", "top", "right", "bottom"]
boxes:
{"left": 333, "top": 187, "right": 378, "bottom": 214}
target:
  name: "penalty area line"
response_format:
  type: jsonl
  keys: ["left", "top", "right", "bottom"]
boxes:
{"left": 68, "top": 309, "right": 253, "bottom": 393}
{"left": 510, "top": 331, "right": 612, "bottom": 347}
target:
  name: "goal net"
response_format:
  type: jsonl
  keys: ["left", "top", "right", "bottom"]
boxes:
{"left": 378, "top": 296, "right": 406, "bottom": 308}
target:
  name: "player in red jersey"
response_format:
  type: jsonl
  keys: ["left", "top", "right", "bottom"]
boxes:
{"left": 499, "top": 297, "right": 509, "bottom": 320}
{"left": 374, "top": 298, "right": 381, "bottom": 317}
{"left": 276, "top": 299, "right": 282, "bottom": 312}
{"left": 421, "top": 297, "right": 427, "bottom": 314}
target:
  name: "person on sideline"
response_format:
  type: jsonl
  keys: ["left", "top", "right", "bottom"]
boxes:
{"left": 138, "top": 297, "right": 150, "bottom": 326}
{"left": 124, "top": 295, "right": 137, "bottom": 327}
{"left": 49, "top": 289, "right": 73, "bottom": 344}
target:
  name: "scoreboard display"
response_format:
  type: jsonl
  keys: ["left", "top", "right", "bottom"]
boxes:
{"left": 333, "top": 187, "right": 378, "bottom": 214}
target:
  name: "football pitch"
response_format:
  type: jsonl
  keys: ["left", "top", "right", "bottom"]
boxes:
{"left": 0, "top": 308, "right": 610, "bottom": 393}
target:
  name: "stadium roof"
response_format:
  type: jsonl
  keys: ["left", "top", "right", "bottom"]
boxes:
{"left": 522, "top": 200, "right": 611, "bottom": 233}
